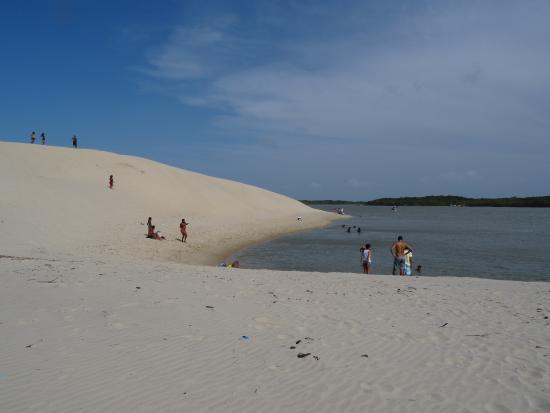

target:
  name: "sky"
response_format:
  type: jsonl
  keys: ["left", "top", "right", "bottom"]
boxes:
{"left": 1, "top": 0, "right": 549, "bottom": 200}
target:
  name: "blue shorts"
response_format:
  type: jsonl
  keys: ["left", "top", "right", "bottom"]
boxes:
{"left": 393, "top": 256, "right": 405, "bottom": 273}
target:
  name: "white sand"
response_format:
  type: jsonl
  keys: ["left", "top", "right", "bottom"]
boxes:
{"left": 1, "top": 142, "right": 549, "bottom": 412}
{"left": 0, "top": 142, "right": 337, "bottom": 265}
{"left": 1, "top": 255, "right": 549, "bottom": 413}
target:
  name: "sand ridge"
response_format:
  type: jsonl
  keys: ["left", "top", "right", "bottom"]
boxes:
{"left": 0, "top": 141, "right": 338, "bottom": 265}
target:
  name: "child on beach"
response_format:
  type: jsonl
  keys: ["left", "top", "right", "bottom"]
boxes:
{"left": 361, "top": 244, "right": 372, "bottom": 274}
{"left": 109, "top": 175, "right": 114, "bottom": 189}
{"left": 179, "top": 219, "right": 188, "bottom": 242}
{"left": 31, "top": 131, "right": 36, "bottom": 143}
{"left": 404, "top": 248, "right": 413, "bottom": 276}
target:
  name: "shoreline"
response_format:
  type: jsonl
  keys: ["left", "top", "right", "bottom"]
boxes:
{"left": 218, "top": 213, "right": 347, "bottom": 267}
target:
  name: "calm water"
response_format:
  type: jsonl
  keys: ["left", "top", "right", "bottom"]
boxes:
{"left": 237, "top": 205, "right": 550, "bottom": 281}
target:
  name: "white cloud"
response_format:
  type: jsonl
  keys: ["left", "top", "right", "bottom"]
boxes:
{"left": 144, "top": 1, "right": 550, "bottom": 147}
{"left": 138, "top": 1, "right": 550, "bottom": 198}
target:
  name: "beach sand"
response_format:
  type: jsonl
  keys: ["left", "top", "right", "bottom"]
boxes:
{"left": 1, "top": 142, "right": 549, "bottom": 412}
{"left": 0, "top": 142, "right": 336, "bottom": 265}
{"left": 1, "top": 255, "right": 549, "bottom": 413}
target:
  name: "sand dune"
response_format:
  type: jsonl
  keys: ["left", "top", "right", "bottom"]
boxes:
{"left": 0, "top": 141, "right": 336, "bottom": 264}
{"left": 1, "top": 141, "right": 549, "bottom": 412}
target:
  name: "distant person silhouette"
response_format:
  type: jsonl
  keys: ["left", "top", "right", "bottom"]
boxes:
{"left": 40, "top": 132, "right": 46, "bottom": 145}
{"left": 109, "top": 174, "right": 114, "bottom": 189}
{"left": 72, "top": 135, "right": 78, "bottom": 148}
{"left": 30, "top": 131, "right": 36, "bottom": 143}
{"left": 147, "top": 217, "right": 154, "bottom": 238}
{"left": 180, "top": 219, "right": 188, "bottom": 242}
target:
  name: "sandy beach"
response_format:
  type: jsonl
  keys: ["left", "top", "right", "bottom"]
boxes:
{"left": 1, "top": 142, "right": 549, "bottom": 412}
{"left": 1, "top": 255, "right": 549, "bottom": 412}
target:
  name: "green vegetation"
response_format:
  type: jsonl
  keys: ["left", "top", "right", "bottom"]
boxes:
{"left": 301, "top": 196, "right": 550, "bottom": 207}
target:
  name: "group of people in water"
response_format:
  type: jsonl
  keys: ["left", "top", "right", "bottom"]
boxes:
{"left": 29, "top": 131, "right": 78, "bottom": 147}
{"left": 359, "top": 235, "right": 420, "bottom": 276}
{"left": 146, "top": 217, "right": 188, "bottom": 242}
{"left": 343, "top": 224, "right": 361, "bottom": 233}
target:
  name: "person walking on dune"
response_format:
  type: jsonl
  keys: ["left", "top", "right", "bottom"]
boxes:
{"left": 40, "top": 132, "right": 46, "bottom": 145}
{"left": 108, "top": 174, "right": 114, "bottom": 189}
{"left": 30, "top": 131, "right": 36, "bottom": 144}
{"left": 72, "top": 135, "right": 78, "bottom": 148}
{"left": 180, "top": 219, "right": 188, "bottom": 242}
{"left": 391, "top": 235, "right": 412, "bottom": 276}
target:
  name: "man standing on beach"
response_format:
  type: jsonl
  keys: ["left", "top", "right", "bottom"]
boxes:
{"left": 391, "top": 236, "right": 412, "bottom": 276}
{"left": 72, "top": 135, "right": 78, "bottom": 148}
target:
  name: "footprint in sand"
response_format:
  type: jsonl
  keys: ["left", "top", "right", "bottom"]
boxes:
{"left": 108, "top": 321, "right": 126, "bottom": 330}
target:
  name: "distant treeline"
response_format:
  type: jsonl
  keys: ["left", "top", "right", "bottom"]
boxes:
{"left": 301, "top": 196, "right": 550, "bottom": 207}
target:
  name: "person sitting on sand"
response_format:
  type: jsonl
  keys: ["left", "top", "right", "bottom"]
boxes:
{"left": 151, "top": 225, "right": 165, "bottom": 240}
{"left": 179, "top": 219, "right": 188, "bottom": 243}
{"left": 391, "top": 235, "right": 412, "bottom": 276}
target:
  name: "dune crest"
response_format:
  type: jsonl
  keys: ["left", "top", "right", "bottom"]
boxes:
{"left": 0, "top": 141, "right": 336, "bottom": 264}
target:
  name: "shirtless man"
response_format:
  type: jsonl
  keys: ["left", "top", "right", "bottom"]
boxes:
{"left": 390, "top": 235, "right": 412, "bottom": 276}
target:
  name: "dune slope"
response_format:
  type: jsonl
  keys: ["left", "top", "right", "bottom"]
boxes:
{"left": 0, "top": 141, "right": 336, "bottom": 264}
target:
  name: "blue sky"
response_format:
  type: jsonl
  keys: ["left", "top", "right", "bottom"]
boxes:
{"left": 1, "top": 0, "right": 549, "bottom": 200}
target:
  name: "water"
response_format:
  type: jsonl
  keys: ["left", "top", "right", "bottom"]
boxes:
{"left": 237, "top": 205, "right": 550, "bottom": 281}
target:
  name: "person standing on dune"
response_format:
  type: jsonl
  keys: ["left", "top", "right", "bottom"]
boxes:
{"left": 30, "top": 131, "right": 36, "bottom": 143}
{"left": 109, "top": 174, "right": 114, "bottom": 189}
{"left": 72, "top": 135, "right": 78, "bottom": 148}
{"left": 180, "top": 219, "right": 188, "bottom": 242}
{"left": 40, "top": 132, "right": 46, "bottom": 145}
{"left": 147, "top": 217, "right": 154, "bottom": 238}
{"left": 391, "top": 235, "right": 412, "bottom": 276}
